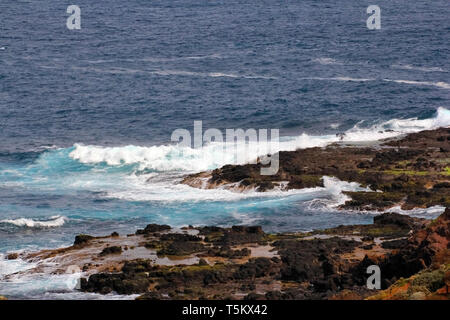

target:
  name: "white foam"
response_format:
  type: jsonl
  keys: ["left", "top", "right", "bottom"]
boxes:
{"left": 0, "top": 272, "right": 80, "bottom": 297}
{"left": 69, "top": 132, "right": 339, "bottom": 172}
{"left": 0, "top": 255, "right": 36, "bottom": 277}
{"left": 56, "top": 107, "right": 450, "bottom": 205}
{"left": 104, "top": 174, "right": 372, "bottom": 204}
{"left": 70, "top": 134, "right": 330, "bottom": 174}
{"left": 72, "top": 66, "right": 275, "bottom": 80}
{"left": 87, "top": 54, "right": 222, "bottom": 64}
{"left": 141, "top": 53, "right": 222, "bottom": 62}
{"left": 330, "top": 123, "right": 341, "bottom": 129}
{"left": 322, "top": 176, "right": 372, "bottom": 207}
{"left": 312, "top": 58, "right": 343, "bottom": 65}
{"left": 303, "top": 179, "right": 446, "bottom": 216}
{"left": 69, "top": 107, "right": 450, "bottom": 173}
{"left": 303, "top": 76, "right": 450, "bottom": 89}
{"left": 0, "top": 255, "right": 137, "bottom": 299}
{"left": 231, "top": 211, "right": 261, "bottom": 225}
{"left": 104, "top": 172, "right": 324, "bottom": 202}
{"left": 383, "top": 79, "right": 450, "bottom": 89}
{"left": 151, "top": 70, "right": 276, "bottom": 80}
{"left": 385, "top": 205, "right": 446, "bottom": 218}
{"left": 392, "top": 64, "right": 446, "bottom": 73}
{"left": 342, "top": 106, "right": 450, "bottom": 141}
{"left": 0, "top": 270, "right": 139, "bottom": 299}
{"left": 307, "top": 76, "right": 374, "bottom": 82}
{"left": 0, "top": 216, "right": 66, "bottom": 228}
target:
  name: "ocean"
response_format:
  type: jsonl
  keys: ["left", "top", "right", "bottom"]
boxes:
{"left": 0, "top": 0, "right": 449, "bottom": 298}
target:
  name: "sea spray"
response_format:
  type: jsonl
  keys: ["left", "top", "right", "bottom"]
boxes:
{"left": 68, "top": 107, "right": 450, "bottom": 172}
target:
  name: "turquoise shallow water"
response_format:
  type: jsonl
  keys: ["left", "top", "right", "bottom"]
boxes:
{"left": 0, "top": 108, "right": 448, "bottom": 253}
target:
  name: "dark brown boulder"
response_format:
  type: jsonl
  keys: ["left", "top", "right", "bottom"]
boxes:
{"left": 157, "top": 241, "right": 206, "bottom": 256}
{"left": 136, "top": 224, "right": 171, "bottom": 235}
{"left": 211, "top": 226, "right": 265, "bottom": 246}
{"left": 6, "top": 253, "right": 18, "bottom": 260}
{"left": 99, "top": 246, "right": 122, "bottom": 256}
{"left": 373, "top": 212, "right": 425, "bottom": 230}
{"left": 74, "top": 234, "right": 94, "bottom": 246}
{"left": 81, "top": 272, "right": 151, "bottom": 295}
{"left": 369, "top": 208, "right": 450, "bottom": 288}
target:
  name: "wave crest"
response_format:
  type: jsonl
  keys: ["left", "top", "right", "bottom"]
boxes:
{"left": 0, "top": 216, "right": 66, "bottom": 228}
{"left": 68, "top": 107, "right": 450, "bottom": 172}
{"left": 392, "top": 64, "right": 446, "bottom": 73}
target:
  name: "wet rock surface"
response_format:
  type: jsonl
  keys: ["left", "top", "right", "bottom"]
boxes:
{"left": 99, "top": 246, "right": 123, "bottom": 256}
{"left": 136, "top": 224, "right": 171, "bottom": 235}
{"left": 15, "top": 210, "right": 442, "bottom": 300}
{"left": 5, "top": 128, "right": 449, "bottom": 301}
{"left": 74, "top": 234, "right": 94, "bottom": 246}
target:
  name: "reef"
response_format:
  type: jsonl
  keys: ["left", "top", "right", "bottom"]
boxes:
{"left": 182, "top": 127, "right": 450, "bottom": 211}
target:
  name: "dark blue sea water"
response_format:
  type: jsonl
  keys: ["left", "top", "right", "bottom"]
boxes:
{"left": 0, "top": 0, "right": 449, "bottom": 298}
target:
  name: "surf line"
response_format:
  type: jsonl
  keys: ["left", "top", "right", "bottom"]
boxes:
{"left": 171, "top": 120, "right": 280, "bottom": 175}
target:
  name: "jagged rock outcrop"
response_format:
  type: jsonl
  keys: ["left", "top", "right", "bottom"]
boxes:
{"left": 11, "top": 210, "right": 449, "bottom": 300}
{"left": 182, "top": 128, "right": 450, "bottom": 210}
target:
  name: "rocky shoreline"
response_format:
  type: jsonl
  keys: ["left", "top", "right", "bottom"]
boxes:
{"left": 2, "top": 209, "right": 448, "bottom": 300}
{"left": 183, "top": 127, "right": 450, "bottom": 210}
{"left": 1, "top": 127, "right": 449, "bottom": 300}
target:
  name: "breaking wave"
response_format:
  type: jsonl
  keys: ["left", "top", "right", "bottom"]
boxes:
{"left": 3, "top": 108, "right": 449, "bottom": 205}
{"left": 68, "top": 107, "right": 450, "bottom": 172}
{"left": 382, "top": 79, "right": 450, "bottom": 89}
{"left": 71, "top": 66, "right": 276, "bottom": 80}
{"left": 391, "top": 64, "right": 446, "bottom": 73}
{"left": 312, "top": 57, "right": 343, "bottom": 65}
{"left": 0, "top": 216, "right": 66, "bottom": 228}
